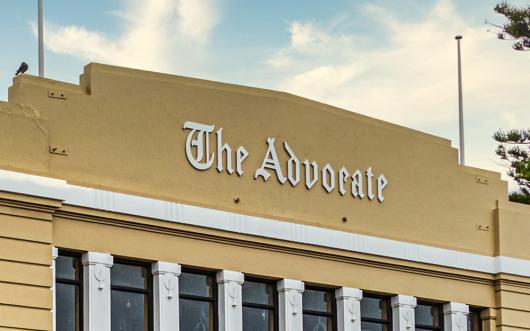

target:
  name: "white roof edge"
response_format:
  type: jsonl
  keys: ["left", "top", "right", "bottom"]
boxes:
{"left": 0, "top": 169, "right": 527, "bottom": 277}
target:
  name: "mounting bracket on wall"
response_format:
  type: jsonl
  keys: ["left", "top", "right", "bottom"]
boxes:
{"left": 48, "top": 90, "right": 66, "bottom": 100}
{"left": 49, "top": 146, "right": 68, "bottom": 156}
{"left": 476, "top": 224, "right": 490, "bottom": 231}
{"left": 475, "top": 176, "right": 489, "bottom": 185}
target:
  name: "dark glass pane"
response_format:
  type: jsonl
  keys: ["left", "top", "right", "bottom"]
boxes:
{"left": 179, "top": 298, "right": 214, "bottom": 331}
{"left": 111, "top": 263, "right": 148, "bottom": 289}
{"left": 243, "top": 307, "right": 273, "bottom": 331}
{"left": 361, "top": 297, "right": 389, "bottom": 321}
{"left": 243, "top": 281, "right": 273, "bottom": 306}
{"left": 57, "top": 283, "right": 78, "bottom": 331}
{"left": 417, "top": 328, "right": 433, "bottom": 331}
{"left": 303, "top": 314, "right": 332, "bottom": 331}
{"left": 469, "top": 311, "right": 481, "bottom": 331}
{"left": 111, "top": 291, "right": 147, "bottom": 331}
{"left": 56, "top": 255, "right": 79, "bottom": 281}
{"left": 362, "top": 321, "right": 390, "bottom": 331}
{"left": 303, "top": 289, "right": 332, "bottom": 313}
{"left": 415, "top": 304, "right": 441, "bottom": 327}
{"left": 180, "top": 272, "right": 212, "bottom": 297}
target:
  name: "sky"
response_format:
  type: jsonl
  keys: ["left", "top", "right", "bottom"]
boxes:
{"left": 0, "top": 0, "right": 529, "bottom": 190}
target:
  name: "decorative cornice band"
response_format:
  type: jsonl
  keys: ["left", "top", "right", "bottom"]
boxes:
{"left": 0, "top": 169, "right": 529, "bottom": 278}
{"left": 277, "top": 279, "right": 305, "bottom": 292}
{"left": 152, "top": 261, "right": 181, "bottom": 276}
{"left": 335, "top": 287, "right": 363, "bottom": 300}
{"left": 443, "top": 302, "right": 470, "bottom": 315}
{"left": 217, "top": 270, "right": 244, "bottom": 284}
{"left": 81, "top": 251, "right": 114, "bottom": 267}
{"left": 391, "top": 294, "right": 417, "bottom": 308}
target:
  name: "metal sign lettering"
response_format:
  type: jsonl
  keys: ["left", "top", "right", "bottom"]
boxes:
{"left": 183, "top": 121, "right": 388, "bottom": 203}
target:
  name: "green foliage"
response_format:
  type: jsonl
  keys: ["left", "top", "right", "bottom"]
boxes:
{"left": 493, "top": 128, "right": 530, "bottom": 204}
{"left": 509, "top": 191, "right": 530, "bottom": 204}
{"left": 492, "top": 2, "right": 530, "bottom": 50}
{"left": 493, "top": 129, "right": 530, "bottom": 143}
{"left": 490, "top": 4, "right": 530, "bottom": 203}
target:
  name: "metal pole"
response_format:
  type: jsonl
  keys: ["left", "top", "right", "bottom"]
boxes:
{"left": 38, "top": 0, "right": 44, "bottom": 77}
{"left": 455, "top": 35, "right": 464, "bottom": 165}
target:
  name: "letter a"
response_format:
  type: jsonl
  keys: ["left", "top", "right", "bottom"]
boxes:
{"left": 351, "top": 170, "right": 365, "bottom": 199}
{"left": 255, "top": 138, "right": 287, "bottom": 183}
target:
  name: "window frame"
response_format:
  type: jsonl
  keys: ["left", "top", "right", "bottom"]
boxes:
{"left": 415, "top": 301, "right": 444, "bottom": 331}
{"left": 302, "top": 286, "right": 337, "bottom": 331}
{"left": 241, "top": 277, "right": 279, "bottom": 331}
{"left": 179, "top": 268, "right": 219, "bottom": 331}
{"left": 56, "top": 250, "right": 83, "bottom": 331}
{"left": 110, "top": 258, "right": 153, "bottom": 331}
{"left": 360, "top": 293, "right": 392, "bottom": 329}
{"left": 468, "top": 308, "right": 483, "bottom": 331}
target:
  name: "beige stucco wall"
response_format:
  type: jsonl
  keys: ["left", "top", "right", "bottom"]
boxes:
{"left": 0, "top": 63, "right": 529, "bottom": 330}
{"left": 0, "top": 192, "right": 58, "bottom": 330}
{"left": 3, "top": 63, "right": 509, "bottom": 256}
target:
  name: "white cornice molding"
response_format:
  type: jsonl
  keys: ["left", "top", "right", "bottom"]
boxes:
{"left": 335, "top": 287, "right": 362, "bottom": 300}
{"left": 391, "top": 294, "right": 417, "bottom": 308}
{"left": 277, "top": 279, "right": 305, "bottom": 292}
{"left": 152, "top": 261, "right": 181, "bottom": 276}
{"left": 216, "top": 270, "right": 244, "bottom": 284}
{"left": 443, "top": 302, "right": 470, "bottom": 315}
{"left": 0, "top": 169, "right": 529, "bottom": 277}
{"left": 81, "top": 251, "right": 114, "bottom": 267}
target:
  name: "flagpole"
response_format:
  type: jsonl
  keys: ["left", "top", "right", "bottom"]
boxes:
{"left": 38, "top": 0, "right": 44, "bottom": 77}
{"left": 455, "top": 35, "right": 464, "bottom": 165}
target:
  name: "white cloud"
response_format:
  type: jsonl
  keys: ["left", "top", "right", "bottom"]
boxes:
{"left": 266, "top": 0, "right": 530, "bottom": 190}
{"left": 177, "top": 0, "right": 218, "bottom": 45}
{"left": 41, "top": 0, "right": 219, "bottom": 73}
{"left": 289, "top": 21, "right": 353, "bottom": 54}
{"left": 267, "top": 20, "right": 360, "bottom": 69}
{"left": 268, "top": 0, "right": 530, "bottom": 124}
{"left": 266, "top": 51, "right": 292, "bottom": 68}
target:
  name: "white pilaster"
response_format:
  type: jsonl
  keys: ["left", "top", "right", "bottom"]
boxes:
{"left": 51, "top": 247, "right": 58, "bottom": 331}
{"left": 217, "top": 270, "right": 244, "bottom": 331}
{"left": 277, "top": 279, "right": 304, "bottom": 331}
{"left": 153, "top": 262, "right": 181, "bottom": 331}
{"left": 82, "top": 252, "right": 113, "bottom": 331}
{"left": 391, "top": 295, "right": 417, "bottom": 331}
{"left": 443, "top": 302, "right": 469, "bottom": 331}
{"left": 335, "top": 287, "right": 363, "bottom": 331}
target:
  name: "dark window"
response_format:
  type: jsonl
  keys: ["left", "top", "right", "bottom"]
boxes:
{"left": 468, "top": 309, "right": 482, "bottom": 331}
{"left": 179, "top": 270, "right": 217, "bottom": 331}
{"left": 242, "top": 279, "right": 277, "bottom": 331}
{"left": 361, "top": 295, "right": 391, "bottom": 331}
{"left": 302, "top": 287, "right": 335, "bottom": 331}
{"left": 415, "top": 302, "right": 443, "bottom": 331}
{"left": 56, "top": 251, "right": 82, "bottom": 331}
{"left": 111, "top": 260, "right": 151, "bottom": 331}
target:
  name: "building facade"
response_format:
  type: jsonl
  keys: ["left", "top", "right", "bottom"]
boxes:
{"left": 0, "top": 63, "right": 528, "bottom": 331}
